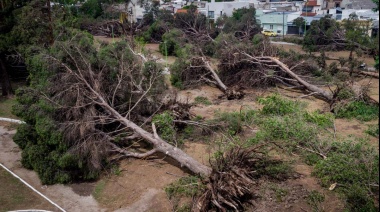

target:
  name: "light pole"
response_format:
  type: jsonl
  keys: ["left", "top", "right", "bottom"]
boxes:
{"left": 164, "top": 40, "right": 168, "bottom": 68}
{"left": 304, "top": 0, "right": 308, "bottom": 36}
{"left": 128, "top": 7, "right": 133, "bottom": 47}
{"left": 282, "top": 11, "right": 285, "bottom": 39}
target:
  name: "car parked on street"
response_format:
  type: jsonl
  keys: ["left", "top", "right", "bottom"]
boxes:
{"left": 261, "top": 30, "right": 277, "bottom": 37}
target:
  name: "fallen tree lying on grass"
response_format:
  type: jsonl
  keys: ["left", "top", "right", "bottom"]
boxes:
{"left": 172, "top": 36, "right": 376, "bottom": 108}
{"left": 13, "top": 34, "right": 277, "bottom": 211}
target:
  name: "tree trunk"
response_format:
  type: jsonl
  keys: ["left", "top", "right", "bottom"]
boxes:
{"left": 348, "top": 49, "right": 354, "bottom": 77}
{"left": 268, "top": 57, "right": 334, "bottom": 101}
{"left": 96, "top": 90, "right": 213, "bottom": 177}
{"left": 339, "top": 67, "right": 379, "bottom": 78}
{"left": 201, "top": 57, "right": 227, "bottom": 92}
{"left": 0, "top": 56, "right": 13, "bottom": 97}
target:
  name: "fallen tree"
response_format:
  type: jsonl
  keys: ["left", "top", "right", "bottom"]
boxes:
{"left": 173, "top": 37, "right": 334, "bottom": 101}
{"left": 11, "top": 31, "right": 289, "bottom": 211}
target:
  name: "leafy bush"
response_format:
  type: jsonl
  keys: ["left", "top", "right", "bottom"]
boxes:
{"left": 255, "top": 115, "right": 318, "bottom": 146}
{"left": 258, "top": 94, "right": 305, "bottom": 116}
{"left": 153, "top": 111, "right": 178, "bottom": 146}
{"left": 251, "top": 95, "right": 378, "bottom": 211}
{"left": 159, "top": 29, "right": 184, "bottom": 56}
{"left": 307, "top": 190, "right": 325, "bottom": 212}
{"left": 335, "top": 101, "right": 379, "bottom": 121}
{"left": 215, "top": 109, "right": 256, "bottom": 135}
{"left": 303, "top": 111, "right": 334, "bottom": 128}
{"left": 80, "top": 0, "right": 103, "bottom": 19}
{"left": 165, "top": 176, "right": 204, "bottom": 199}
{"left": 313, "top": 140, "right": 379, "bottom": 211}
{"left": 165, "top": 176, "right": 204, "bottom": 210}
{"left": 365, "top": 124, "right": 379, "bottom": 137}
{"left": 170, "top": 59, "right": 188, "bottom": 89}
{"left": 252, "top": 34, "right": 264, "bottom": 45}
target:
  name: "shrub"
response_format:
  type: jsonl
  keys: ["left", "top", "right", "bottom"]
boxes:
{"left": 307, "top": 190, "right": 325, "bottom": 212}
{"left": 256, "top": 115, "right": 318, "bottom": 146}
{"left": 215, "top": 109, "right": 256, "bottom": 135}
{"left": 365, "top": 124, "right": 379, "bottom": 137}
{"left": 165, "top": 176, "right": 204, "bottom": 199}
{"left": 251, "top": 95, "right": 378, "bottom": 211}
{"left": 159, "top": 29, "right": 184, "bottom": 56}
{"left": 170, "top": 59, "right": 187, "bottom": 89}
{"left": 313, "top": 140, "right": 379, "bottom": 211}
{"left": 165, "top": 176, "right": 204, "bottom": 210}
{"left": 252, "top": 34, "right": 264, "bottom": 45}
{"left": 335, "top": 101, "right": 379, "bottom": 121}
{"left": 153, "top": 111, "right": 178, "bottom": 146}
{"left": 303, "top": 111, "right": 334, "bottom": 128}
{"left": 258, "top": 94, "right": 305, "bottom": 116}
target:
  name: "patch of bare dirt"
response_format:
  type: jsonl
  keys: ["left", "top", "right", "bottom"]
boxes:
{"left": 334, "top": 118, "right": 378, "bottom": 146}
{"left": 177, "top": 86, "right": 265, "bottom": 119}
{"left": 69, "top": 182, "right": 96, "bottom": 196}
{"left": 273, "top": 43, "right": 305, "bottom": 53}
{"left": 94, "top": 142, "right": 210, "bottom": 211}
{"left": 252, "top": 163, "right": 345, "bottom": 212}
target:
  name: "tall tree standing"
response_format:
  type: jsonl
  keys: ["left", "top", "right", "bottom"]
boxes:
{"left": 293, "top": 17, "right": 306, "bottom": 37}
{"left": 0, "top": 0, "right": 54, "bottom": 97}
{"left": 344, "top": 13, "right": 371, "bottom": 76}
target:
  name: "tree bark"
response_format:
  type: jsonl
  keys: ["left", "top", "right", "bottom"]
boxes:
{"left": 201, "top": 57, "right": 228, "bottom": 92}
{"left": 73, "top": 69, "right": 213, "bottom": 176}
{"left": 269, "top": 57, "right": 334, "bottom": 101}
{"left": 98, "top": 95, "right": 212, "bottom": 176}
{"left": 339, "top": 67, "right": 379, "bottom": 78}
{"left": 0, "top": 56, "right": 13, "bottom": 96}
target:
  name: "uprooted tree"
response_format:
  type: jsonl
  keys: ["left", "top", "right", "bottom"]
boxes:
{"left": 173, "top": 33, "right": 354, "bottom": 102}
{"left": 10, "top": 4, "right": 378, "bottom": 210}
{"left": 13, "top": 31, "right": 280, "bottom": 211}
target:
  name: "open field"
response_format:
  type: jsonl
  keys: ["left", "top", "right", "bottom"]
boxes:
{"left": 0, "top": 38, "right": 378, "bottom": 212}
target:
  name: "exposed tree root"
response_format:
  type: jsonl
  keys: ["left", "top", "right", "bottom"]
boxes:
{"left": 195, "top": 146, "right": 265, "bottom": 212}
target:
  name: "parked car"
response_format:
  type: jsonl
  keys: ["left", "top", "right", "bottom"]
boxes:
{"left": 261, "top": 30, "right": 277, "bottom": 37}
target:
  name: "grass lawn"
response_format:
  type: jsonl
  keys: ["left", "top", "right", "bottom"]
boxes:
{"left": 0, "top": 97, "right": 17, "bottom": 119}
{"left": 0, "top": 168, "right": 55, "bottom": 211}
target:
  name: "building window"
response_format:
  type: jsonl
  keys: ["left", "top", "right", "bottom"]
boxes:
{"left": 208, "top": 11, "right": 214, "bottom": 19}
{"left": 302, "top": 6, "right": 313, "bottom": 12}
{"left": 270, "top": 25, "right": 274, "bottom": 29}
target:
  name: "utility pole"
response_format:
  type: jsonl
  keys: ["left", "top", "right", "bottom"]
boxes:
{"left": 129, "top": 7, "right": 133, "bottom": 48}
{"left": 304, "top": 0, "right": 308, "bottom": 36}
{"left": 283, "top": 11, "right": 285, "bottom": 39}
{"left": 165, "top": 40, "right": 168, "bottom": 68}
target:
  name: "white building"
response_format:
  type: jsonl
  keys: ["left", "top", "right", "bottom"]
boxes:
{"left": 197, "top": 0, "right": 252, "bottom": 20}
{"left": 341, "top": 9, "right": 379, "bottom": 21}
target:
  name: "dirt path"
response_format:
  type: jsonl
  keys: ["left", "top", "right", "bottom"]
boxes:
{"left": 0, "top": 125, "right": 105, "bottom": 212}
